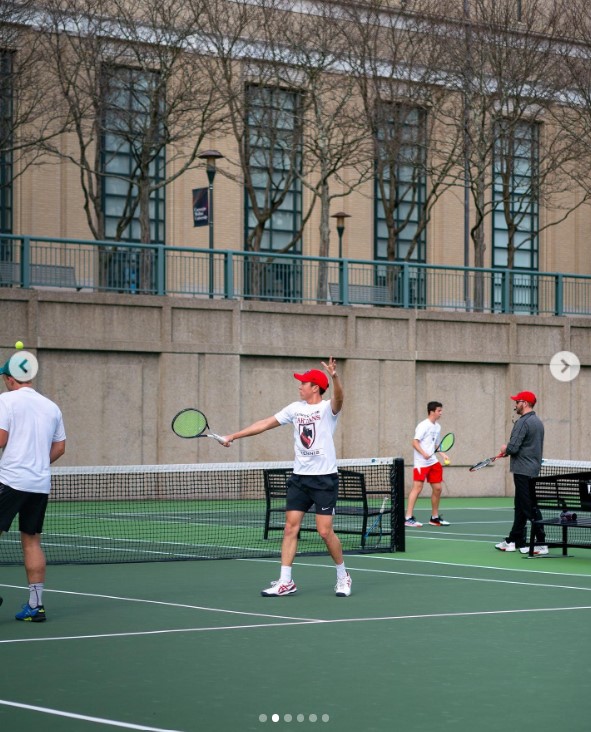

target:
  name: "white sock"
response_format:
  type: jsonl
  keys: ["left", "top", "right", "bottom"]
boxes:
{"left": 29, "top": 583, "right": 44, "bottom": 608}
{"left": 279, "top": 566, "right": 292, "bottom": 583}
{"left": 335, "top": 562, "right": 347, "bottom": 580}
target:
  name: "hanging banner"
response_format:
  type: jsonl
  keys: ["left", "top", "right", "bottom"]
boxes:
{"left": 192, "top": 187, "right": 209, "bottom": 227}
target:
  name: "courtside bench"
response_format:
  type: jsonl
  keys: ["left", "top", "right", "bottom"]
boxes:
{"left": 0, "top": 261, "right": 79, "bottom": 290}
{"left": 263, "top": 467, "right": 392, "bottom": 548}
{"left": 328, "top": 282, "right": 394, "bottom": 306}
{"left": 527, "top": 470, "right": 591, "bottom": 556}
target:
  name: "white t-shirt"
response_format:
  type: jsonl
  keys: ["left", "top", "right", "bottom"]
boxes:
{"left": 274, "top": 399, "right": 339, "bottom": 475}
{"left": 413, "top": 417, "right": 441, "bottom": 469}
{"left": 0, "top": 387, "right": 66, "bottom": 494}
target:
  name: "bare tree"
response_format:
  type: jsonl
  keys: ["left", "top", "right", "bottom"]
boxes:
{"left": 276, "top": 4, "right": 374, "bottom": 301}
{"left": 553, "top": 0, "right": 591, "bottom": 204}
{"left": 194, "top": 0, "right": 374, "bottom": 300}
{"left": 342, "top": 0, "right": 464, "bottom": 284}
{"left": 36, "top": 0, "right": 227, "bottom": 289}
{"left": 439, "top": 0, "right": 582, "bottom": 309}
{"left": 0, "top": 0, "right": 65, "bottom": 247}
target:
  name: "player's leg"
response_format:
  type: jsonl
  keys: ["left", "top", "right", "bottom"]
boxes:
{"left": 315, "top": 513, "right": 342, "bottom": 562}
{"left": 315, "top": 514, "right": 351, "bottom": 597}
{"left": 427, "top": 464, "right": 450, "bottom": 526}
{"left": 15, "top": 492, "right": 49, "bottom": 621}
{"left": 281, "top": 509, "right": 305, "bottom": 566}
{"left": 17, "top": 532, "right": 47, "bottom": 621}
{"left": 507, "top": 473, "right": 530, "bottom": 548}
{"left": 314, "top": 474, "right": 351, "bottom": 596}
{"left": 405, "top": 469, "right": 426, "bottom": 526}
{"left": 262, "top": 473, "right": 312, "bottom": 597}
{"left": 261, "top": 509, "right": 305, "bottom": 597}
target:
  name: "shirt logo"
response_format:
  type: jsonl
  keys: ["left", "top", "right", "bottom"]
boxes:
{"left": 299, "top": 422, "right": 316, "bottom": 449}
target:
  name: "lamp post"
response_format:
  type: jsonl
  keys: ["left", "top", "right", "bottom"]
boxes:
{"left": 331, "top": 211, "right": 351, "bottom": 304}
{"left": 198, "top": 149, "right": 224, "bottom": 298}
{"left": 331, "top": 211, "right": 351, "bottom": 259}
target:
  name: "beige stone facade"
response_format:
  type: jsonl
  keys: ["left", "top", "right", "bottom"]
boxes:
{"left": 1, "top": 288, "right": 589, "bottom": 497}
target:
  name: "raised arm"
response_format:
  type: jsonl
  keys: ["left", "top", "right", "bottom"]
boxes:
{"left": 322, "top": 357, "right": 343, "bottom": 415}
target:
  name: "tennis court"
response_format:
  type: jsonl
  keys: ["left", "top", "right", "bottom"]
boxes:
{"left": 2, "top": 496, "right": 591, "bottom": 732}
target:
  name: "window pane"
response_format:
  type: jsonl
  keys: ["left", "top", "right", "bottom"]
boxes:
{"left": 101, "top": 66, "right": 165, "bottom": 244}
{"left": 375, "top": 103, "right": 426, "bottom": 264}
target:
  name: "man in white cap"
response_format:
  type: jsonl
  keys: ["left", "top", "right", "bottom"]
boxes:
{"left": 495, "top": 390, "right": 547, "bottom": 555}
{"left": 0, "top": 349, "right": 66, "bottom": 621}
{"left": 221, "top": 357, "right": 351, "bottom": 597}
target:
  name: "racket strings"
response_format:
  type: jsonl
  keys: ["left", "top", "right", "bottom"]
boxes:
{"left": 438, "top": 433, "right": 455, "bottom": 452}
{"left": 173, "top": 410, "right": 208, "bottom": 438}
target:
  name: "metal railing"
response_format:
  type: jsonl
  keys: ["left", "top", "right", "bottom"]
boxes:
{"left": 1, "top": 233, "right": 591, "bottom": 316}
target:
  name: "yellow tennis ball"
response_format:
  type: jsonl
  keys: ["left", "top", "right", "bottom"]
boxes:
{"left": 15, "top": 340, "right": 24, "bottom": 350}
{"left": 444, "top": 458, "right": 451, "bottom": 466}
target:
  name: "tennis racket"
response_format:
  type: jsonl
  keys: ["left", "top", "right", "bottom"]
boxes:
{"left": 469, "top": 452, "right": 506, "bottom": 472}
{"left": 363, "top": 496, "right": 389, "bottom": 548}
{"left": 171, "top": 408, "right": 225, "bottom": 444}
{"left": 429, "top": 432, "right": 455, "bottom": 458}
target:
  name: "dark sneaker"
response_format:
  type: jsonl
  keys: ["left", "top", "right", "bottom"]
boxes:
{"left": 261, "top": 580, "right": 297, "bottom": 597}
{"left": 15, "top": 603, "right": 46, "bottom": 622}
{"left": 429, "top": 516, "right": 450, "bottom": 526}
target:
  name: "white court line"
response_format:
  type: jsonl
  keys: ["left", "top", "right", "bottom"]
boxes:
{"left": 1, "top": 605, "right": 591, "bottom": 646}
{"left": 2, "top": 561, "right": 591, "bottom": 647}
{"left": 0, "top": 620, "right": 324, "bottom": 644}
{"left": 0, "top": 584, "right": 317, "bottom": 624}
{"left": 362, "top": 553, "right": 591, "bottom": 579}
{"left": 243, "top": 558, "right": 591, "bottom": 590}
{"left": 0, "top": 699, "right": 185, "bottom": 731}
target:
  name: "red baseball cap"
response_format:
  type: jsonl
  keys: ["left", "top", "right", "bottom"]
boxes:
{"left": 294, "top": 369, "right": 329, "bottom": 391}
{"left": 511, "top": 390, "right": 537, "bottom": 405}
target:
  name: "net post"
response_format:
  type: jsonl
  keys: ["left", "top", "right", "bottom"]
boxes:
{"left": 391, "top": 457, "right": 406, "bottom": 552}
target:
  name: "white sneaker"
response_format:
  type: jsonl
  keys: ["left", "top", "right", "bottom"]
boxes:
{"left": 335, "top": 572, "right": 352, "bottom": 597}
{"left": 495, "top": 540, "right": 516, "bottom": 552}
{"left": 261, "top": 579, "right": 297, "bottom": 597}
{"left": 519, "top": 545, "right": 549, "bottom": 556}
{"left": 405, "top": 517, "right": 423, "bottom": 527}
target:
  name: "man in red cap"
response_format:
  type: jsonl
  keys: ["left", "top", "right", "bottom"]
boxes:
{"left": 221, "top": 357, "right": 351, "bottom": 597}
{"left": 495, "top": 390, "right": 547, "bottom": 555}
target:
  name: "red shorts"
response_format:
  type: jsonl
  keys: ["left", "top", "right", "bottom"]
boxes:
{"left": 413, "top": 463, "right": 443, "bottom": 484}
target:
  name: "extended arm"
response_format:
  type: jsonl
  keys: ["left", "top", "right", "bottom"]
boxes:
{"left": 221, "top": 416, "right": 281, "bottom": 447}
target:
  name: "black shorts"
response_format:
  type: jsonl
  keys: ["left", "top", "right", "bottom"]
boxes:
{"left": 286, "top": 473, "right": 339, "bottom": 515}
{"left": 0, "top": 483, "right": 49, "bottom": 535}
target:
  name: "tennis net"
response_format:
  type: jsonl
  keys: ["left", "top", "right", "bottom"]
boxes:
{"left": 528, "top": 459, "right": 591, "bottom": 550}
{"left": 0, "top": 457, "right": 404, "bottom": 565}
{"left": 540, "top": 458, "right": 591, "bottom": 476}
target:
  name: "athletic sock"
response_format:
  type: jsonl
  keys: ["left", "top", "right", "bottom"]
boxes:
{"left": 29, "top": 583, "right": 44, "bottom": 609}
{"left": 279, "top": 566, "right": 292, "bottom": 583}
{"left": 335, "top": 562, "right": 347, "bottom": 580}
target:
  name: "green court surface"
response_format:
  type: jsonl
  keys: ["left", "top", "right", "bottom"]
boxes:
{"left": 2, "top": 497, "right": 591, "bottom": 732}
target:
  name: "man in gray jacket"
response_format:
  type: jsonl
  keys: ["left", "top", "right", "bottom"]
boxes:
{"left": 495, "top": 390, "right": 547, "bottom": 555}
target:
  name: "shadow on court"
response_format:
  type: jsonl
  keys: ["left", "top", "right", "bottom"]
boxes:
{"left": 2, "top": 498, "right": 591, "bottom": 732}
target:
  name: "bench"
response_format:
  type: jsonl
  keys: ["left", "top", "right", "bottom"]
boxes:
{"left": 328, "top": 282, "right": 394, "bottom": 306}
{"left": 263, "top": 467, "right": 392, "bottom": 548}
{"left": 0, "top": 261, "right": 79, "bottom": 290}
{"left": 527, "top": 470, "right": 591, "bottom": 556}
